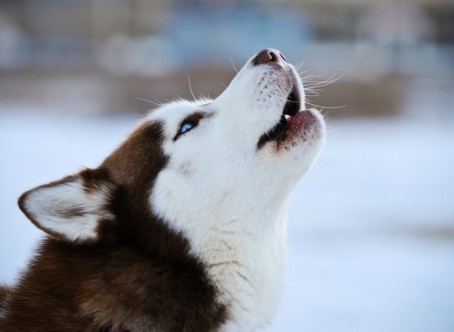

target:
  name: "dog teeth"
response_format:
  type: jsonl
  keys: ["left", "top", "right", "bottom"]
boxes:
{"left": 284, "top": 114, "right": 290, "bottom": 120}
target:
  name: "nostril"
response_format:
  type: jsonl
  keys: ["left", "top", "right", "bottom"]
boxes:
{"left": 279, "top": 52, "right": 286, "bottom": 62}
{"left": 269, "top": 51, "right": 279, "bottom": 63}
{"left": 252, "top": 48, "right": 285, "bottom": 66}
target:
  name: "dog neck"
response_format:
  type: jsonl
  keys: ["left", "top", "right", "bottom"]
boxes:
{"left": 188, "top": 200, "right": 290, "bottom": 331}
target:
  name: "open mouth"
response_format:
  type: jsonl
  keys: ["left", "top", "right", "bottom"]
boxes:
{"left": 257, "top": 85, "right": 301, "bottom": 149}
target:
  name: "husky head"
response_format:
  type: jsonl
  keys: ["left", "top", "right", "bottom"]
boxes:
{"left": 18, "top": 49, "right": 325, "bottom": 329}
{"left": 19, "top": 48, "right": 325, "bottom": 247}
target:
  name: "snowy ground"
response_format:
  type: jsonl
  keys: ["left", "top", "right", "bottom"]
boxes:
{"left": 1, "top": 100, "right": 453, "bottom": 331}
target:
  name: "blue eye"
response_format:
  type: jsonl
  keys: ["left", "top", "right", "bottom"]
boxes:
{"left": 174, "top": 113, "right": 204, "bottom": 141}
{"left": 179, "top": 122, "right": 194, "bottom": 134}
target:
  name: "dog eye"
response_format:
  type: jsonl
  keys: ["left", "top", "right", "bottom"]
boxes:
{"left": 174, "top": 112, "right": 208, "bottom": 141}
{"left": 174, "top": 117, "right": 200, "bottom": 141}
{"left": 178, "top": 122, "right": 194, "bottom": 135}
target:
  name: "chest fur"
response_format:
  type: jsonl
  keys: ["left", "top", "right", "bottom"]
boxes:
{"left": 189, "top": 214, "right": 288, "bottom": 332}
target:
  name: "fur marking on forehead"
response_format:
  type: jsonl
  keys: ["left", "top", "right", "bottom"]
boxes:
{"left": 102, "top": 121, "right": 168, "bottom": 187}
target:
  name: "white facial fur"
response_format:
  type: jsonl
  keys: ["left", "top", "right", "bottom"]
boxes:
{"left": 149, "top": 53, "right": 325, "bottom": 331}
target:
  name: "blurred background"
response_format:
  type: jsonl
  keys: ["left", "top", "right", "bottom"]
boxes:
{"left": 1, "top": 0, "right": 453, "bottom": 331}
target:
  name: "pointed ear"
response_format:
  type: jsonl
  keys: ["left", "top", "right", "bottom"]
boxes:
{"left": 18, "top": 169, "right": 117, "bottom": 243}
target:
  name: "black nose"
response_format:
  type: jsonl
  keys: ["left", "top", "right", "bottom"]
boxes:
{"left": 252, "top": 48, "right": 286, "bottom": 66}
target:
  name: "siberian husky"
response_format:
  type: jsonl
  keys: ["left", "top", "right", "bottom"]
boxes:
{"left": 0, "top": 49, "right": 325, "bottom": 331}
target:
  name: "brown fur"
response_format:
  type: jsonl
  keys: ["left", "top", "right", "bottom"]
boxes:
{"left": 0, "top": 284, "right": 11, "bottom": 312}
{"left": 2, "top": 122, "right": 227, "bottom": 331}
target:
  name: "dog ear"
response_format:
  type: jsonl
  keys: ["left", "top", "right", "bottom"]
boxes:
{"left": 18, "top": 169, "right": 117, "bottom": 243}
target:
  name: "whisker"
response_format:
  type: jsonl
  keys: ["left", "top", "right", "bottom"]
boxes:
{"left": 294, "top": 62, "right": 305, "bottom": 71}
{"left": 230, "top": 58, "right": 239, "bottom": 73}
{"left": 188, "top": 75, "right": 197, "bottom": 100}
{"left": 305, "top": 101, "right": 346, "bottom": 110}
{"left": 136, "top": 97, "right": 162, "bottom": 107}
{"left": 132, "top": 112, "right": 144, "bottom": 118}
{"left": 304, "top": 74, "right": 342, "bottom": 88}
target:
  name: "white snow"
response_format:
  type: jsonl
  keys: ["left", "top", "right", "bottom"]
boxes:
{"left": 1, "top": 104, "right": 453, "bottom": 331}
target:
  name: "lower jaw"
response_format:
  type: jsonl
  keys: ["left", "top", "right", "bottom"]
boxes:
{"left": 258, "top": 110, "right": 319, "bottom": 150}
{"left": 287, "top": 110, "right": 315, "bottom": 132}
{"left": 277, "top": 110, "right": 318, "bottom": 148}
